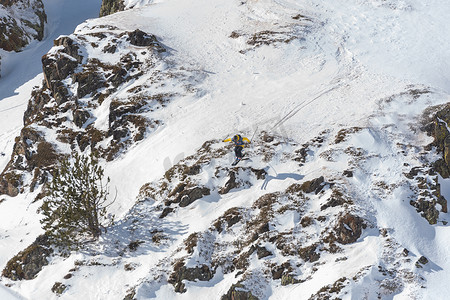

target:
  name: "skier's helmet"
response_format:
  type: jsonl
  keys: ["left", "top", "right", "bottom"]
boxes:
{"left": 232, "top": 134, "right": 241, "bottom": 142}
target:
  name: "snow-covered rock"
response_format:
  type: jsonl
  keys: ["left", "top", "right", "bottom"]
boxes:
{"left": 0, "top": 0, "right": 47, "bottom": 52}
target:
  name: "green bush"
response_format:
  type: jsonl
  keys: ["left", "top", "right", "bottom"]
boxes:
{"left": 40, "top": 152, "right": 113, "bottom": 250}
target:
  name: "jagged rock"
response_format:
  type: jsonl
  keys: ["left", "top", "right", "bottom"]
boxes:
{"left": 425, "top": 104, "right": 450, "bottom": 178}
{"left": 417, "top": 256, "right": 428, "bottom": 265}
{"left": 335, "top": 214, "right": 364, "bottom": 244}
{"left": 160, "top": 207, "right": 174, "bottom": 218}
{"left": 169, "top": 263, "right": 213, "bottom": 293}
{"left": 300, "top": 176, "right": 324, "bottom": 194}
{"left": 184, "top": 233, "right": 199, "bottom": 254}
{"left": 2, "top": 25, "right": 172, "bottom": 196}
{"left": 99, "top": 0, "right": 125, "bottom": 17}
{"left": 437, "top": 195, "right": 448, "bottom": 214}
{"left": 23, "top": 88, "right": 52, "bottom": 126}
{"left": 51, "top": 282, "right": 67, "bottom": 295}
{"left": 251, "top": 168, "right": 267, "bottom": 180}
{"left": 41, "top": 36, "right": 83, "bottom": 104}
{"left": 343, "top": 170, "right": 353, "bottom": 177}
{"left": 186, "top": 164, "right": 201, "bottom": 176}
{"left": 298, "top": 243, "right": 320, "bottom": 262}
{"left": 405, "top": 167, "right": 422, "bottom": 179}
{"left": 221, "top": 283, "right": 259, "bottom": 300}
{"left": 178, "top": 186, "right": 210, "bottom": 207}
{"left": 300, "top": 216, "right": 314, "bottom": 227}
{"left": 213, "top": 207, "right": 242, "bottom": 233}
{"left": 410, "top": 199, "right": 439, "bottom": 225}
{"left": 271, "top": 262, "right": 291, "bottom": 280}
{"left": 0, "top": 172, "right": 22, "bottom": 196}
{"left": 0, "top": 0, "right": 47, "bottom": 52}
{"left": 321, "top": 189, "right": 352, "bottom": 211}
{"left": 281, "top": 274, "right": 298, "bottom": 286}
{"left": 310, "top": 277, "right": 348, "bottom": 299}
{"left": 219, "top": 171, "right": 239, "bottom": 194}
{"left": 127, "top": 29, "right": 166, "bottom": 52}
{"left": 0, "top": 127, "right": 57, "bottom": 196}
{"left": 123, "top": 290, "right": 136, "bottom": 300}
{"left": 42, "top": 60, "right": 78, "bottom": 105}
{"left": 73, "top": 109, "right": 91, "bottom": 128}
{"left": 256, "top": 246, "right": 272, "bottom": 259}
{"left": 2, "top": 235, "right": 53, "bottom": 280}
{"left": 73, "top": 70, "right": 105, "bottom": 99}
{"left": 53, "top": 36, "right": 83, "bottom": 61}
{"left": 257, "top": 222, "right": 270, "bottom": 234}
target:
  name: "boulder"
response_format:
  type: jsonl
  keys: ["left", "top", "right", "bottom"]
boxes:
{"left": 335, "top": 214, "right": 364, "bottom": 244}
{"left": 256, "top": 246, "right": 272, "bottom": 259}
{"left": 178, "top": 187, "right": 210, "bottom": 207}
{"left": 410, "top": 199, "right": 439, "bottom": 225}
{"left": 127, "top": 29, "right": 166, "bottom": 52}
{"left": 298, "top": 243, "right": 320, "bottom": 262}
{"left": 168, "top": 263, "right": 214, "bottom": 293}
{"left": 221, "top": 283, "right": 259, "bottom": 300}
{"left": 219, "top": 171, "right": 239, "bottom": 194}
{"left": 2, "top": 235, "right": 53, "bottom": 280}
{"left": 300, "top": 176, "right": 324, "bottom": 194}
{"left": 73, "top": 109, "right": 91, "bottom": 128}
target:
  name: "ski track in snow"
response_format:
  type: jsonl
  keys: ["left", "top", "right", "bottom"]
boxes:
{"left": 1, "top": 0, "right": 450, "bottom": 298}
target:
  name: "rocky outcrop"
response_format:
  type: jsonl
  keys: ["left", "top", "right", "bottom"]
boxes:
{"left": 1, "top": 25, "right": 176, "bottom": 196}
{"left": 411, "top": 104, "right": 450, "bottom": 224}
{"left": 299, "top": 176, "right": 324, "bottom": 194}
{"left": 168, "top": 262, "right": 214, "bottom": 293}
{"left": 2, "top": 235, "right": 53, "bottom": 280}
{"left": 424, "top": 103, "right": 450, "bottom": 177}
{"left": 219, "top": 170, "right": 239, "bottom": 194}
{"left": 99, "top": 0, "right": 125, "bottom": 17}
{"left": 335, "top": 214, "right": 364, "bottom": 244}
{"left": 298, "top": 243, "right": 320, "bottom": 262}
{"left": 178, "top": 186, "right": 211, "bottom": 207}
{"left": 0, "top": 0, "right": 47, "bottom": 52}
{"left": 0, "top": 127, "right": 56, "bottom": 196}
{"left": 221, "top": 283, "right": 259, "bottom": 300}
{"left": 41, "top": 37, "right": 82, "bottom": 105}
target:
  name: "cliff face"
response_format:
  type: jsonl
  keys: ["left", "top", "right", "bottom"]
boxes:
{"left": 99, "top": 0, "right": 125, "bottom": 17}
{"left": 0, "top": 23, "right": 197, "bottom": 197}
{"left": 0, "top": 0, "right": 47, "bottom": 52}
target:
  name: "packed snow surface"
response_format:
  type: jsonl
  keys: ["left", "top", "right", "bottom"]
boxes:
{"left": 1, "top": 0, "right": 450, "bottom": 298}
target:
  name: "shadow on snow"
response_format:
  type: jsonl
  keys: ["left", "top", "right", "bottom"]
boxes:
{"left": 261, "top": 172, "right": 304, "bottom": 190}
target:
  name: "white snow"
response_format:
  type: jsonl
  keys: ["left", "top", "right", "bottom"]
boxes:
{"left": 1, "top": 0, "right": 450, "bottom": 298}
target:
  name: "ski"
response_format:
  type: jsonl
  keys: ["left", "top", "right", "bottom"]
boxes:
{"left": 231, "top": 157, "right": 241, "bottom": 166}
{"left": 231, "top": 157, "right": 250, "bottom": 166}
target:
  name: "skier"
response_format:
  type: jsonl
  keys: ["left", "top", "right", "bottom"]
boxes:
{"left": 223, "top": 134, "right": 251, "bottom": 165}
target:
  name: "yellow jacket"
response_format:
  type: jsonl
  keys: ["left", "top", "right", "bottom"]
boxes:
{"left": 223, "top": 136, "right": 250, "bottom": 147}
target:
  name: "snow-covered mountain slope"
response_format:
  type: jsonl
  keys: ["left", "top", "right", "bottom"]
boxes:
{"left": 1, "top": 0, "right": 450, "bottom": 299}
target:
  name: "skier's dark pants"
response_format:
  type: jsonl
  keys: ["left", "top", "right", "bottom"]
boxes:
{"left": 234, "top": 146, "right": 243, "bottom": 159}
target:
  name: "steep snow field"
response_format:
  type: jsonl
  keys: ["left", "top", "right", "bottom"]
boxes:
{"left": 1, "top": 0, "right": 450, "bottom": 298}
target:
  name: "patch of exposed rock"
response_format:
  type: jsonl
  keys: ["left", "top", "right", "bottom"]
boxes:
{"left": 99, "top": 0, "right": 125, "bottom": 17}
{"left": 2, "top": 235, "right": 53, "bottom": 280}
{"left": 0, "top": 24, "right": 196, "bottom": 197}
{"left": 0, "top": 0, "right": 46, "bottom": 52}
{"left": 168, "top": 261, "right": 214, "bottom": 293}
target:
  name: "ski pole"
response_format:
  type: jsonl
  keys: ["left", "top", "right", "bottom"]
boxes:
{"left": 250, "top": 126, "right": 258, "bottom": 143}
